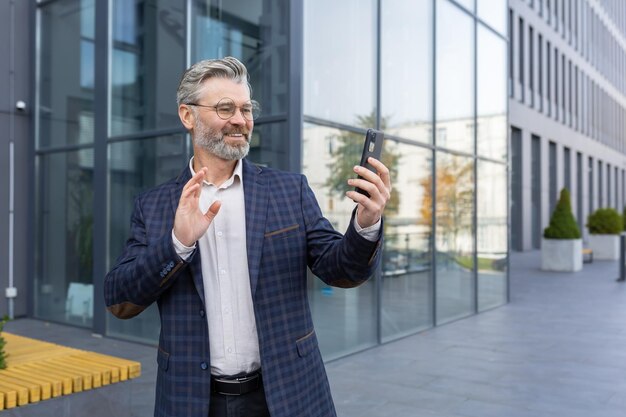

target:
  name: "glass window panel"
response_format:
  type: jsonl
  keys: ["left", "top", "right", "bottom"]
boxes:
{"left": 248, "top": 122, "right": 289, "bottom": 170}
{"left": 477, "top": 161, "right": 507, "bottom": 311}
{"left": 304, "top": 0, "right": 376, "bottom": 126}
{"left": 477, "top": 0, "right": 507, "bottom": 34}
{"left": 382, "top": 0, "right": 433, "bottom": 144}
{"left": 532, "top": 135, "right": 542, "bottom": 249}
{"left": 107, "top": 134, "right": 189, "bottom": 343}
{"left": 436, "top": 0, "right": 475, "bottom": 154}
{"left": 110, "top": 0, "right": 185, "bottom": 136}
{"left": 435, "top": 152, "right": 475, "bottom": 324}
{"left": 38, "top": 0, "right": 95, "bottom": 149}
{"left": 453, "top": 0, "right": 475, "bottom": 13}
{"left": 302, "top": 123, "right": 377, "bottom": 359}
{"left": 80, "top": 40, "right": 95, "bottom": 89}
{"left": 477, "top": 26, "right": 507, "bottom": 161}
{"left": 35, "top": 149, "right": 94, "bottom": 327}
{"left": 381, "top": 142, "right": 433, "bottom": 342}
{"left": 193, "top": 0, "right": 288, "bottom": 117}
{"left": 80, "top": 0, "right": 94, "bottom": 38}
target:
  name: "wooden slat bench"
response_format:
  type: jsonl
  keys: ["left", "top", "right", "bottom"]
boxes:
{"left": 0, "top": 333, "right": 141, "bottom": 410}
{"left": 582, "top": 248, "right": 593, "bottom": 263}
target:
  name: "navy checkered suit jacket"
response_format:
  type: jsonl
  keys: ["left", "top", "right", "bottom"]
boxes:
{"left": 104, "top": 159, "right": 383, "bottom": 417}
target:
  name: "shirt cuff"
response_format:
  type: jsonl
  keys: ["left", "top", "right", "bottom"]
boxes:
{"left": 353, "top": 217, "right": 381, "bottom": 242}
{"left": 172, "top": 230, "right": 196, "bottom": 261}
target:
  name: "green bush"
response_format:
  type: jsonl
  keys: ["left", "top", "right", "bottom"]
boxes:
{"left": 623, "top": 207, "right": 626, "bottom": 231}
{"left": 544, "top": 188, "right": 581, "bottom": 239}
{"left": 587, "top": 208, "right": 623, "bottom": 235}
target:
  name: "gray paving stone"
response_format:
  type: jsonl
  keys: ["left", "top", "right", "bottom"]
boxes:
{"left": 327, "top": 251, "right": 626, "bottom": 416}
{"left": 4, "top": 250, "right": 626, "bottom": 416}
{"left": 450, "top": 399, "right": 553, "bottom": 417}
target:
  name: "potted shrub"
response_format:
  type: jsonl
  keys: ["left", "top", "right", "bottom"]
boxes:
{"left": 587, "top": 208, "right": 623, "bottom": 260}
{"left": 541, "top": 188, "right": 583, "bottom": 272}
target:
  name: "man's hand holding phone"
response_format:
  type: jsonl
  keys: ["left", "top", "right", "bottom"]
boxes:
{"left": 345, "top": 129, "right": 392, "bottom": 228}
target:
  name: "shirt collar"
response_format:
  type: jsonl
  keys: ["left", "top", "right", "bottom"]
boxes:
{"left": 188, "top": 156, "right": 243, "bottom": 189}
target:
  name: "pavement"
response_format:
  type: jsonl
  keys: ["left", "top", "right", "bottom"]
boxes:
{"left": 4, "top": 251, "right": 626, "bottom": 416}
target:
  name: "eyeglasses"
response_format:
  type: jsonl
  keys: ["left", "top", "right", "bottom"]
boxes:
{"left": 186, "top": 98, "right": 260, "bottom": 121}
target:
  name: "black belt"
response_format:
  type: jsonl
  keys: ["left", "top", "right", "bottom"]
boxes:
{"left": 211, "top": 371, "right": 262, "bottom": 396}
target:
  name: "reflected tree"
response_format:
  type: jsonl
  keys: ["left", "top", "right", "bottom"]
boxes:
{"left": 324, "top": 112, "right": 400, "bottom": 216}
{"left": 420, "top": 155, "right": 473, "bottom": 260}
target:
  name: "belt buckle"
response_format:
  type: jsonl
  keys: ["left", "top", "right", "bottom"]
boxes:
{"left": 213, "top": 372, "right": 259, "bottom": 396}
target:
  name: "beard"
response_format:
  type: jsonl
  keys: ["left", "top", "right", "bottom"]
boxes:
{"left": 193, "top": 118, "right": 251, "bottom": 161}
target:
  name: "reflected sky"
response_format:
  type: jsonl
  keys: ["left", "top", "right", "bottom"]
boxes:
{"left": 477, "top": 0, "right": 507, "bottom": 34}
{"left": 304, "top": 0, "right": 376, "bottom": 125}
{"left": 436, "top": 0, "right": 474, "bottom": 153}
{"left": 477, "top": 24, "right": 507, "bottom": 160}
{"left": 452, "top": 0, "right": 475, "bottom": 13}
{"left": 381, "top": 0, "right": 432, "bottom": 140}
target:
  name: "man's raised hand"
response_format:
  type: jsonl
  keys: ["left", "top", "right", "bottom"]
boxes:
{"left": 173, "top": 167, "right": 221, "bottom": 247}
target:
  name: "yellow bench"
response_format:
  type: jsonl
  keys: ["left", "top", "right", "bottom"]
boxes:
{"left": 0, "top": 333, "right": 141, "bottom": 410}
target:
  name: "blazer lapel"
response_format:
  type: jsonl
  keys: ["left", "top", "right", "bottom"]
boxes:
{"left": 242, "top": 159, "right": 268, "bottom": 297}
{"left": 171, "top": 167, "right": 206, "bottom": 306}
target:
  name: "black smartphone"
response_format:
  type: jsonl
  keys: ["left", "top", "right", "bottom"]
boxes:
{"left": 355, "top": 129, "right": 385, "bottom": 197}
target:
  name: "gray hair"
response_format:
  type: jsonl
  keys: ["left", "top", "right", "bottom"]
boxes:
{"left": 176, "top": 56, "right": 251, "bottom": 106}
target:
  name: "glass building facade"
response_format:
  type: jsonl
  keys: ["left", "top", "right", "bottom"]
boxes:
{"left": 34, "top": 0, "right": 508, "bottom": 359}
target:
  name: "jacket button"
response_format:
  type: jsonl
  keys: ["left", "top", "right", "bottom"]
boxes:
{"left": 199, "top": 310, "right": 205, "bottom": 317}
{"left": 200, "top": 362, "right": 208, "bottom": 370}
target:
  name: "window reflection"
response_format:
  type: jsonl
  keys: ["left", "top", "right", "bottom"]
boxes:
{"left": 452, "top": 0, "right": 475, "bottom": 13}
{"left": 435, "top": 152, "right": 475, "bottom": 324}
{"left": 35, "top": 150, "right": 94, "bottom": 327}
{"left": 302, "top": 123, "right": 379, "bottom": 359}
{"left": 110, "top": 0, "right": 185, "bottom": 136}
{"left": 436, "top": 0, "right": 475, "bottom": 154}
{"left": 381, "top": 142, "right": 433, "bottom": 341}
{"left": 39, "top": 0, "right": 95, "bottom": 148}
{"left": 304, "top": 0, "right": 376, "bottom": 125}
{"left": 477, "top": 25, "right": 507, "bottom": 161}
{"left": 477, "top": 0, "right": 507, "bottom": 34}
{"left": 107, "top": 135, "right": 189, "bottom": 343}
{"left": 477, "top": 161, "right": 508, "bottom": 311}
{"left": 381, "top": 0, "right": 432, "bottom": 144}
{"left": 247, "top": 123, "right": 289, "bottom": 170}
{"left": 193, "top": 0, "right": 288, "bottom": 116}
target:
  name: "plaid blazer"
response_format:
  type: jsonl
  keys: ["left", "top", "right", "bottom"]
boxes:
{"left": 104, "top": 159, "right": 383, "bottom": 417}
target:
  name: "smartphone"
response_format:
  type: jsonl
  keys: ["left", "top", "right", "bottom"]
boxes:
{"left": 355, "top": 129, "right": 385, "bottom": 197}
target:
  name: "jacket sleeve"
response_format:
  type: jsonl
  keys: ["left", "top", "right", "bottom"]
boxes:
{"left": 104, "top": 196, "right": 190, "bottom": 319}
{"left": 300, "top": 175, "right": 383, "bottom": 288}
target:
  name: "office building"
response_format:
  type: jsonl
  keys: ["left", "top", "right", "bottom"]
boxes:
{"left": 0, "top": 0, "right": 508, "bottom": 360}
{"left": 509, "top": 0, "right": 626, "bottom": 250}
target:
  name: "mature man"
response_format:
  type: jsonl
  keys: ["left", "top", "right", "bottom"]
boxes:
{"left": 104, "top": 56, "right": 391, "bottom": 417}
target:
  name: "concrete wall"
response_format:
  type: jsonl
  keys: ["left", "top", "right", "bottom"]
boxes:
{"left": 0, "top": 1, "right": 32, "bottom": 318}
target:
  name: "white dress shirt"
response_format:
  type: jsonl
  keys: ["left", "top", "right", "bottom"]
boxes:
{"left": 172, "top": 158, "right": 380, "bottom": 376}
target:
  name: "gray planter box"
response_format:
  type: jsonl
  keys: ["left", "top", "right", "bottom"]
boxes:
{"left": 541, "top": 238, "right": 583, "bottom": 272}
{"left": 588, "top": 234, "right": 620, "bottom": 260}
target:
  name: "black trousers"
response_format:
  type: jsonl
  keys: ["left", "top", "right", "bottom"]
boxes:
{"left": 209, "top": 381, "right": 270, "bottom": 417}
